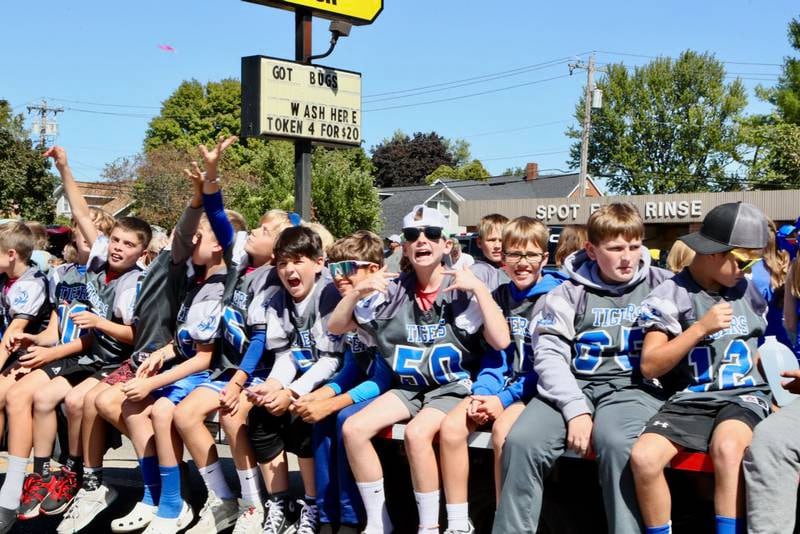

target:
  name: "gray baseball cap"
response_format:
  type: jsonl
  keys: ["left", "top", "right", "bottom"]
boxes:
{"left": 679, "top": 202, "right": 769, "bottom": 254}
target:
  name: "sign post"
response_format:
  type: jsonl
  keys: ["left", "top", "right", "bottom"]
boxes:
{"left": 241, "top": 0, "right": 381, "bottom": 220}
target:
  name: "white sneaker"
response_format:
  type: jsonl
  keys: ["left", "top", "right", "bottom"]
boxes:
{"left": 186, "top": 490, "right": 239, "bottom": 533}
{"left": 142, "top": 500, "right": 194, "bottom": 534}
{"left": 291, "top": 499, "right": 318, "bottom": 534}
{"left": 111, "top": 501, "right": 158, "bottom": 533}
{"left": 443, "top": 520, "right": 475, "bottom": 534}
{"left": 232, "top": 501, "right": 264, "bottom": 534}
{"left": 56, "top": 485, "right": 119, "bottom": 534}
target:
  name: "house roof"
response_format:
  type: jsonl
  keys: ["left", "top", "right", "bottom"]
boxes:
{"left": 55, "top": 181, "right": 134, "bottom": 217}
{"left": 379, "top": 172, "right": 590, "bottom": 234}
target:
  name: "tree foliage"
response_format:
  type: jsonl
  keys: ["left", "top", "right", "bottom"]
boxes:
{"left": 424, "top": 160, "right": 491, "bottom": 184}
{"left": 741, "top": 121, "right": 800, "bottom": 189}
{"left": 0, "top": 100, "right": 56, "bottom": 222}
{"left": 139, "top": 80, "right": 382, "bottom": 235}
{"left": 567, "top": 51, "right": 747, "bottom": 194}
{"left": 371, "top": 131, "right": 456, "bottom": 187}
{"left": 758, "top": 18, "right": 800, "bottom": 125}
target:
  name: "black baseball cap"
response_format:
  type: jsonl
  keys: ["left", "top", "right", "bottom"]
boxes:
{"left": 679, "top": 202, "right": 769, "bottom": 254}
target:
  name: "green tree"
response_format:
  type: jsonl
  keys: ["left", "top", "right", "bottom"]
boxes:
{"left": 371, "top": 131, "right": 456, "bottom": 187}
{"left": 758, "top": 17, "right": 800, "bottom": 124}
{"left": 567, "top": 51, "right": 747, "bottom": 194}
{"left": 741, "top": 121, "right": 800, "bottom": 189}
{"left": 0, "top": 100, "right": 56, "bottom": 222}
{"left": 424, "top": 160, "right": 491, "bottom": 184}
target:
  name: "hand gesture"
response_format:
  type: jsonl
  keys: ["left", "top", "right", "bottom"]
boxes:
{"left": 469, "top": 395, "right": 503, "bottom": 424}
{"left": 353, "top": 266, "right": 398, "bottom": 298}
{"left": 198, "top": 136, "right": 238, "bottom": 171}
{"left": 43, "top": 146, "right": 69, "bottom": 169}
{"left": 566, "top": 413, "right": 593, "bottom": 458}
{"left": 697, "top": 302, "right": 733, "bottom": 337}
{"left": 292, "top": 398, "right": 334, "bottom": 424}
{"left": 219, "top": 384, "right": 243, "bottom": 415}
{"left": 5, "top": 332, "right": 37, "bottom": 352}
{"left": 264, "top": 389, "right": 294, "bottom": 416}
{"left": 136, "top": 352, "right": 165, "bottom": 378}
{"left": 781, "top": 369, "right": 800, "bottom": 394}
{"left": 121, "top": 377, "right": 154, "bottom": 402}
{"left": 443, "top": 266, "right": 484, "bottom": 295}
{"left": 182, "top": 162, "right": 205, "bottom": 194}
{"left": 18, "top": 346, "right": 56, "bottom": 369}
{"left": 70, "top": 311, "right": 104, "bottom": 330}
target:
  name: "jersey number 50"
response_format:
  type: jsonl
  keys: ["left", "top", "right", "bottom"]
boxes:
{"left": 393, "top": 343, "right": 468, "bottom": 386}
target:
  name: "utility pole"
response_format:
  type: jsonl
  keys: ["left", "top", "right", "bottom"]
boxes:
{"left": 26, "top": 99, "right": 63, "bottom": 149}
{"left": 569, "top": 54, "right": 596, "bottom": 198}
{"left": 294, "top": 9, "right": 313, "bottom": 221}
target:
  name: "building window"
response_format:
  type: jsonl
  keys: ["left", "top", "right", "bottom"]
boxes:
{"left": 436, "top": 200, "right": 451, "bottom": 219}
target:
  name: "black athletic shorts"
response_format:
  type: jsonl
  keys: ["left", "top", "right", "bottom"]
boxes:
{"left": 41, "top": 356, "right": 102, "bottom": 385}
{"left": 641, "top": 394, "right": 769, "bottom": 452}
{"left": 247, "top": 406, "right": 312, "bottom": 463}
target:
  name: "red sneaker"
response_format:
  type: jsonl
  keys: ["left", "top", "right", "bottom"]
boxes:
{"left": 17, "top": 473, "right": 57, "bottom": 520}
{"left": 41, "top": 468, "right": 79, "bottom": 516}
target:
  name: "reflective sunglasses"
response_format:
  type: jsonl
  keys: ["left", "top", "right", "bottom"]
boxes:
{"left": 402, "top": 226, "right": 444, "bottom": 243}
{"left": 328, "top": 260, "right": 374, "bottom": 278}
{"left": 729, "top": 248, "right": 761, "bottom": 272}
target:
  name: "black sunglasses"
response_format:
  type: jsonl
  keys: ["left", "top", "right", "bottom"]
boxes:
{"left": 402, "top": 226, "right": 444, "bottom": 243}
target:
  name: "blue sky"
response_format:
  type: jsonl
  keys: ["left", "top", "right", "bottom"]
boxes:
{"left": 1, "top": 0, "right": 796, "bottom": 182}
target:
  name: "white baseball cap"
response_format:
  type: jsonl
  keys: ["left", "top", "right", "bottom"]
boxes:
{"left": 402, "top": 204, "right": 447, "bottom": 230}
{"left": 387, "top": 234, "right": 402, "bottom": 244}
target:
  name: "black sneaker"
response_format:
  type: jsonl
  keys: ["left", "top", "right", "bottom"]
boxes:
{"left": 17, "top": 473, "right": 56, "bottom": 520}
{"left": 262, "top": 497, "right": 289, "bottom": 534}
{"left": 0, "top": 506, "right": 17, "bottom": 534}
{"left": 291, "top": 499, "right": 318, "bottom": 534}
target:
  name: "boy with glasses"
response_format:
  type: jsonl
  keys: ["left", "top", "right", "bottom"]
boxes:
{"left": 439, "top": 216, "right": 566, "bottom": 534}
{"left": 630, "top": 202, "right": 770, "bottom": 534}
{"left": 328, "top": 205, "right": 510, "bottom": 534}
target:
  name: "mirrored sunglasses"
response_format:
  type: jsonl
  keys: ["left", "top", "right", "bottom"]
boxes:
{"left": 328, "top": 260, "right": 374, "bottom": 278}
{"left": 729, "top": 248, "right": 761, "bottom": 272}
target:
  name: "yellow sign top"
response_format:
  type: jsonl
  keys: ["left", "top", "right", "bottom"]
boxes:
{"left": 243, "top": 0, "right": 383, "bottom": 25}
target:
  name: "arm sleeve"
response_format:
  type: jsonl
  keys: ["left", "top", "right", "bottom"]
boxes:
{"left": 172, "top": 205, "right": 203, "bottom": 264}
{"left": 266, "top": 350, "right": 299, "bottom": 387}
{"left": 532, "top": 286, "right": 589, "bottom": 421}
{"left": 327, "top": 349, "right": 361, "bottom": 395}
{"left": 289, "top": 355, "right": 341, "bottom": 395}
{"left": 471, "top": 348, "right": 509, "bottom": 396}
{"left": 348, "top": 356, "right": 394, "bottom": 403}
{"left": 202, "top": 191, "right": 235, "bottom": 251}
{"left": 238, "top": 329, "right": 265, "bottom": 376}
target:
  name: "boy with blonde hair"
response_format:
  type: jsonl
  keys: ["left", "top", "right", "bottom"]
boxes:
{"left": 494, "top": 203, "right": 671, "bottom": 534}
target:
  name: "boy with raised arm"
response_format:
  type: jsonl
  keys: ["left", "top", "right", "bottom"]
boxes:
{"left": 631, "top": 202, "right": 770, "bottom": 534}
{"left": 493, "top": 203, "right": 671, "bottom": 534}
{"left": 328, "top": 205, "right": 510, "bottom": 534}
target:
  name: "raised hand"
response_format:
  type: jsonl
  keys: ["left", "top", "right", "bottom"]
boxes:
{"left": 353, "top": 265, "right": 399, "bottom": 298}
{"left": 443, "top": 266, "right": 484, "bottom": 294}
{"left": 43, "top": 146, "right": 69, "bottom": 169}
{"left": 198, "top": 135, "right": 238, "bottom": 168}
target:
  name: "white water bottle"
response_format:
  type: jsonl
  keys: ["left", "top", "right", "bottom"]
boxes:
{"left": 759, "top": 336, "right": 800, "bottom": 407}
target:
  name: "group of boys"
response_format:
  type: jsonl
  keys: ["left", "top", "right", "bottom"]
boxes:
{"left": 0, "top": 133, "right": 793, "bottom": 534}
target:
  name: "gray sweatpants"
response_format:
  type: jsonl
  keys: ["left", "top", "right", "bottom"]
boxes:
{"left": 743, "top": 398, "right": 800, "bottom": 534}
{"left": 492, "top": 382, "right": 663, "bottom": 534}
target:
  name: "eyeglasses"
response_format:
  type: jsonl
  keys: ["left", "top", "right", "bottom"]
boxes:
{"left": 729, "top": 249, "right": 761, "bottom": 272}
{"left": 503, "top": 251, "right": 544, "bottom": 265}
{"left": 402, "top": 226, "right": 444, "bottom": 243}
{"left": 328, "top": 260, "right": 374, "bottom": 278}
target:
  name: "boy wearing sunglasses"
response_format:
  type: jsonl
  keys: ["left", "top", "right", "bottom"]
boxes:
{"left": 328, "top": 205, "right": 510, "bottom": 534}
{"left": 630, "top": 202, "right": 770, "bottom": 534}
{"left": 439, "top": 216, "right": 566, "bottom": 533}
{"left": 290, "top": 231, "right": 394, "bottom": 534}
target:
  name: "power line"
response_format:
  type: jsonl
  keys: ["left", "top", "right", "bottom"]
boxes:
{"left": 47, "top": 97, "right": 161, "bottom": 110}
{"left": 478, "top": 149, "right": 570, "bottom": 162}
{"left": 363, "top": 74, "right": 572, "bottom": 113}
{"left": 362, "top": 53, "right": 590, "bottom": 99}
{"left": 595, "top": 50, "right": 783, "bottom": 67}
{"left": 462, "top": 120, "right": 571, "bottom": 139}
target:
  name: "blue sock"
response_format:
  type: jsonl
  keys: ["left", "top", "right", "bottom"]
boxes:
{"left": 715, "top": 515, "right": 744, "bottom": 534}
{"left": 156, "top": 465, "right": 182, "bottom": 519}
{"left": 138, "top": 456, "right": 161, "bottom": 506}
{"left": 646, "top": 524, "right": 671, "bottom": 534}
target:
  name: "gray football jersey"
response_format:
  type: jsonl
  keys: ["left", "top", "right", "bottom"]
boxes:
{"left": 82, "top": 236, "right": 141, "bottom": 366}
{"left": 217, "top": 264, "right": 281, "bottom": 373}
{"left": 173, "top": 270, "right": 225, "bottom": 362}
{"left": 0, "top": 266, "right": 50, "bottom": 338}
{"left": 355, "top": 272, "right": 485, "bottom": 388}
{"left": 49, "top": 263, "right": 90, "bottom": 344}
{"left": 639, "top": 269, "right": 769, "bottom": 405}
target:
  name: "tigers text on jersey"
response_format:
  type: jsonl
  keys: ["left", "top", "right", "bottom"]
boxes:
{"left": 639, "top": 269, "right": 769, "bottom": 405}
{"left": 173, "top": 269, "right": 226, "bottom": 362}
{"left": 354, "top": 272, "right": 487, "bottom": 389}
{"left": 265, "top": 279, "right": 344, "bottom": 395}
{"left": 0, "top": 266, "right": 50, "bottom": 338}
{"left": 49, "top": 263, "right": 89, "bottom": 344}
{"left": 81, "top": 236, "right": 141, "bottom": 367}
{"left": 218, "top": 263, "right": 281, "bottom": 373}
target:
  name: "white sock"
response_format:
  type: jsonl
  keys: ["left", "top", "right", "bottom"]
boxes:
{"left": 236, "top": 467, "right": 261, "bottom": 506}
{"left": 446, "top": 502, "right": 469, "bottom": 531}
{"left": 356, "top": 479, "right": 392, "bottom": 534}
{"left": 0, "top": 455, "right": 29, "bottom": 510}
{"left": 199, "top": 461, "right": 234, "bottom": 500}
{"left": 414, "top": 490, "right": 440, "bottom": 531}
